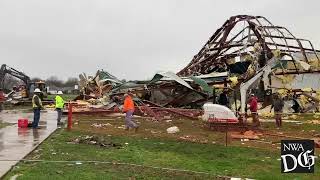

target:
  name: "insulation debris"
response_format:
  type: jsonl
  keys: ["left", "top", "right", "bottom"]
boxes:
{"left": 230, "top": 130, "right": 261, "bottom": 140}
{"left": 166, "top": 126, "right": 180, "bottom": 134}
{"left": 307, "top": 120, "right": 320, "bottom": 125}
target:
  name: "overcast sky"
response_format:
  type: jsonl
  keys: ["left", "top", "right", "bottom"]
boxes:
{"left": 0, "top": 0, "right": 319, "bottom": 81}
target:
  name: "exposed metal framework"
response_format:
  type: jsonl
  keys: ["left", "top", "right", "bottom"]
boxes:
{"left": 178, "top": 15, "right": 320, "bottom": 76}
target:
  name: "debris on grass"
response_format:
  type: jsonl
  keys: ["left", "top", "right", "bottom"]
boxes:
{"left": 289, "top": 115, "right": 297, "bottom": 119}
{"left": 313, "top": 114, "right": 320, "bottom": 119}
{"left": 150, "top": 130, "right": 162, "bottom": 134}
{"left": 179, "top": 135, "right": 197, "bottom": 142}
{"left": 230, "top": 130, "right": 260, "bottom": 140}
{"left": 69, "top": 135, "right": 122, "bottom": 148}
{"left": 260, "top": 112, "right": 274, "bottom": 118}
{"left": 166, "top": 126, "right": 180, "bottom": 134}
{"left": 91, "top": 123, "right": 112, "bottom": 128}
{"left": 117, "top": 125, "right": 125, "bottom": 129}
{"left": 56, "top": 170, "right": 63, "bottom": 175}
{"left": 9, "top": 174, "right": 23, "bottom": 180}
{"left": 307, "top": 120, "right": 320, "bottom": 125}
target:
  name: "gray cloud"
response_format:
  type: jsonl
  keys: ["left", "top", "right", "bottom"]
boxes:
{"left": 0, "top": 0, "right": 319, "bottom": 80}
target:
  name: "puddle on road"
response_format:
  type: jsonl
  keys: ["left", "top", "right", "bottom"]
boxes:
{"left": 0, "top": 110, "right": 59, "bottom": 176}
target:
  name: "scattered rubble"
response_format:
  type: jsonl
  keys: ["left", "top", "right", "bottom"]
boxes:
{"left": 314, "top": 134, "right": 320, "bottom": 138}
{"left": 70, "top": 135, "right": 121, "bottom": 148}
{"left": 9, "top": 174, "right": 23, "bottom": 180}
{"left": 306, "top": 120, "right": 320, "bottom": 125}
{"left": 91, "top": 123, "right": 112, "bottom": 128}
{"left": 230, "top": 130, "right": 261, "bottom": 140}
{"left": 179, "top": 135, "right": 196, "bottom": 141}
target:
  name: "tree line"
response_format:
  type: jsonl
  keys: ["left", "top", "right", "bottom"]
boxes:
{"left": 2, "top": 75, "right": 78, "bottom": 91}
{"left": 32, "top": 76, "right": 79, "bottom": 88}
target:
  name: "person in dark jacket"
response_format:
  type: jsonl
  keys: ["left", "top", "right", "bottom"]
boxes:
{"left": 218, "top": 90, "right": 229, "bottom": 107}
{"left": 271, "top": 93, "right": 284, "bottom": 127}
{"left": 291, "top": 94, "right": 301, "bottom": 113}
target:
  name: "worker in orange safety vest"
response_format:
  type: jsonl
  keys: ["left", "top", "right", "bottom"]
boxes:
{"left": 123, "top": 91, "right": 139, "bottom": 132}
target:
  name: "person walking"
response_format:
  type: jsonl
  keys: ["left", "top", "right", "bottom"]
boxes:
{"left": 249, "top": 93, "right": 260, "bottom": 127}
{"left": 123, "top": 92, "right": 138, "bottom": 132}
{"left": 32, "top": 88, "right": 43, "bottom": 128}
{"left": 55, "top": 91, "right": 65, "bottom": 125}
{"left": 218, "top": 90, "right": 229, "bottom": 107}
{"left": 271, "top": 93, "right": 284, "bottom": 128}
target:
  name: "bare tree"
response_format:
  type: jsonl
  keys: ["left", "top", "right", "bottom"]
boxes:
{"left": 31, "top": 77, "right": 42, "bottom": 82}
{"left": 64, "top": 77, "right": 79, "bottom": 87}
{"left": 46, "top": 76, "right": 64, "bottom": 87}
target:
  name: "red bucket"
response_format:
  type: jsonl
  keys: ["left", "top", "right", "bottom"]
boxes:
{"left": 18, "top": 119, "right": 29, "bottom": 128}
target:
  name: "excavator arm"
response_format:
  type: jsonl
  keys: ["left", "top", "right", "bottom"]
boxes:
{"left": 0, "top": 64, "right": 31, "bottom": 90}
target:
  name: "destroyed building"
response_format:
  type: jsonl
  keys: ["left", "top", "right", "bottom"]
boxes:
{"left": 177, "top": 15, "right": 320, "bottom": 114}
{"left": 76, "top": 15, "right": 320, "bottom": 119}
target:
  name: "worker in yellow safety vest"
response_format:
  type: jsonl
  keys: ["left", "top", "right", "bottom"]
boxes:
{"left": 55, "top": 91, "right": 65, "bottom": 125}
{"left": 32, "top": 88, "right": 43, "bottom": 128}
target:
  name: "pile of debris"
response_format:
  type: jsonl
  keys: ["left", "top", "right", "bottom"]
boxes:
{"left": 70, "top": 69, "right": 206, "bottom": 119}
{"left": 70, "top": 135, "right": 121, "bottom": 148}
{"left": 78, "top": 70, "right": 123, "bottom": 100}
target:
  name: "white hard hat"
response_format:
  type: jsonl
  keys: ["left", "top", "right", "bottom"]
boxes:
{"left": 34, "top": 88, "right": 41, "bottom": 93}
{"left": 57, "top": 91, "right": 63, "bottom": 95}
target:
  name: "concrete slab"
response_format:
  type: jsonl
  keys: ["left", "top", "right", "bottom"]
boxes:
{"left": 0, "top": 110, "right": 58, "bottom": 177}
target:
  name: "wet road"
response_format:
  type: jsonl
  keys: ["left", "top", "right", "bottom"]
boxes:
{"left": 0, "top": 110, "right": 58, "bottom": 177}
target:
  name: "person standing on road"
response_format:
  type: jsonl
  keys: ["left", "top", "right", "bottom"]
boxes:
{"left": 249, "top": 93, "right": 260, "bottom": 127}
{"left": 55, "top": 91, "right": 65, "bottom": 125}
{"left": 123, "top": 91, "right": 138, "bottom": 132}
{"left": 271, "top": 93, "right": 284, "bottom": 128}
{"left": 32, "top": 88, "right": 43, "bottom": 128}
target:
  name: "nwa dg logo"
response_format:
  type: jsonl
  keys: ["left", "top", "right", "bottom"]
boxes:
{"left": 281, "top": 140, "right": 316, "bottom": 173}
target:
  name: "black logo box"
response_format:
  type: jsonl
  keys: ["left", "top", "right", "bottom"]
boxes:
{"left": 281, "top": 140, "right": 315, "bottom": 173}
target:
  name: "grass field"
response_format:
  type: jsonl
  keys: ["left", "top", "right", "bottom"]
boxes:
{"left": 3, "top": 113, "right": 320, "bottom": 180}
